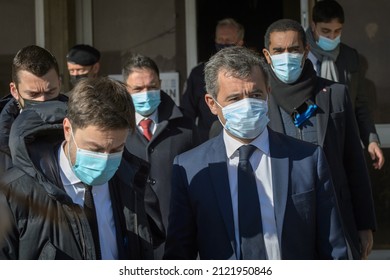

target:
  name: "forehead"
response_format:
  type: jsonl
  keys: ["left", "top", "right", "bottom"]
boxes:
{"left": 125, "top": 68, "right": 159, "bottom": 84}
{"left": 315, "top": 19, "right": 343, "bottom": 30}
{"left": 16, "top": 68, "right": 59, "bottom": 87}
{"left": 216, "top": 25, "right": 239, "bottom": 38}
{"left": 67, "top": 63, "right": 91, "bottom": 70}
{"left": 74, "top": 125, "right": 128, "bottom": 143}
{"left": 269, "top": 30, "right": 303, "bottom": 47}
{"left": 217, "top": 66, "right": 267, "bottom": 92}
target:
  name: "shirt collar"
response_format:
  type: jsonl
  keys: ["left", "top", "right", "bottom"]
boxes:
{"left": 135, "top": 109, "right": 158, "bottom": 125}
{"left": 223, "top": 126, "right": 270, "bottom": 159}
{"left": 58, "top": 141, "right": 82, "bottom": 185}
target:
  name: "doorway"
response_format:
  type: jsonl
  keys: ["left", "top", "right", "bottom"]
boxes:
{"left": 195, "top": 0, "right": 300, "bottom": 63}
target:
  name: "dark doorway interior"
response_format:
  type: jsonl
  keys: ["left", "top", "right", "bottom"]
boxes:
{"left": 196, "top": 0, "right": 300, "bottom": 63}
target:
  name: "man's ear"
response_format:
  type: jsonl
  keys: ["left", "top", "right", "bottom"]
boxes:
{"left": 10, "top": 82, "right": 19, "bottom": 100}
{"left": 262, "top": 49, "right": 272, "bottom": 64}
{"left": 310, "top": 21, "right": 316, "bottom": 32}
{"left": 63, "top": 117, "right": 72, "bottom": 142}
{"left": 302, "top": 44, "right": 310, "bottom": 66}
{"left": 205, "top": 93, "right": 219, "bottom": 115}
{"left": 92, "top": 62, "right": 100, "bottom": 75}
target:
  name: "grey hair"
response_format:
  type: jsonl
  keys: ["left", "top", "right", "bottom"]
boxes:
{"left": 216, "top": 18, "right": 245, "bottom": 41}
{"left": 204, "top": 46, "right": 269, "bottom": 98}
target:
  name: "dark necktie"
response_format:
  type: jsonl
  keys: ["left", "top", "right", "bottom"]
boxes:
{"left": 84, "top": 184, "right": 102, "bottom": 259}
{"left": 238, "top": 145, "right": 266, "bottom": 259}
{"left": 139, "top": 119, "right": 153, "bottom": 141}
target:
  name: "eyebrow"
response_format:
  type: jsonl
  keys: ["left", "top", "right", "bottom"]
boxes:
{"left": 24, "top": 87, "right": 58, "bottom": 95}
{"left": 225, "top": 89, "right": 265, "bottom": 99}
{"left": 272, "top": 45, "right": 301, "bottom": 52}
{"left": 321, "top": 27, "right": 342, "bottom": 32}
{"left": 85, "top": 141, "right": 126, "bottom": 152}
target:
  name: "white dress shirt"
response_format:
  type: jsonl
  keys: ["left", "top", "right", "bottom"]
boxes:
{"left": 58, "top": 142, "right": 118, "bottom": 259}
{"left": 135, "top": 110, "right": 158, "bottom": 135}
{"left": 223, "top": 127, "right": 281, "bottom": 260}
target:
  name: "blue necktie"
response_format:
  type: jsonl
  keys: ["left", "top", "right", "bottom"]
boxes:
{"left": 238, "top": 145, "right": 266, "bottom": 259}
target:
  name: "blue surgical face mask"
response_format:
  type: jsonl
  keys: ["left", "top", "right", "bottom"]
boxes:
{"left": 317, "top": 35, "right": 341, "bottom": 51}
{"left": 215, "top": 98, "right": 269, "bottom": 139}
{"left": 131, "top": 90, "right": 161, "bottom": 116}
{"left": 269, "top": 52, "right": 304, "bottom": 84}
{"left": 68, "top": 128, "right": 123, "bottom": 186}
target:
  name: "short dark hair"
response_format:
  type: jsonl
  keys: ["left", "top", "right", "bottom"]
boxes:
{"left": 312, "top": 0, "right": 345, "bottom": 24}
{"left": 68, "top": 77, "right": 135, "bottom": 132}
{"left": 122, "top": 53, "right": 159, "bottom": 81}
{"left": 264, "top": 19, "right": 306, "bottom": 50}
{"left": 204, "top": 46, "right": 269, "bottom": 99}
{"left": 12, "top": 45, "right": 60, "bottom": 85}
{"left": 66, "top": 44, "right": 101, "bottom": 66}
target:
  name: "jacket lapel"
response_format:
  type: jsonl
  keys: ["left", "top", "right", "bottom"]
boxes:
{"left": 315, "top": 84, "right": 330, "bottom": 147}
{"left": 268, "top": 129, "right": 289, "bottom": 244}
{"left": 208, "top": 133, "right": 237, "bottom": 257}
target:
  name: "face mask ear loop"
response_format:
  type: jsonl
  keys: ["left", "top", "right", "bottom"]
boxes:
{"left": 67, "top": 124, "right": 79, "bottom": 168}
{"left": 212, "top": 97, "right": 228, "bottom": 131}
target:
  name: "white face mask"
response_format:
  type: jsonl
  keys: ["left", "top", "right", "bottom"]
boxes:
{"left": 317, "top": 35, "right": 341, "bottom": 51}
{"left": 131, "top": 90, "right": 161, "bottom": 116}
{"left": 269, "top": 52, "right": 304, "bottom": 84}
{"left": 68, "top": 127, "right": 123, "bottom": 185}
{"left": 215, "top": 98, "right": 269, "bottom": 139}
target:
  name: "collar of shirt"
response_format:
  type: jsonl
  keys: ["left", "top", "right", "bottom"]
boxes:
{"left": 58, "top": 140, "right": 82, "bottom": 186}
{"left": 135, "top": 109, "right": 158, "bottom": 125}
{"left": 223, "top": 126, "right": 270, "bottom": 159}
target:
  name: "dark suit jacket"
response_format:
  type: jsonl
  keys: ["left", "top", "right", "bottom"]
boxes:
{"left": 125, "top": 91, "right": 198, "bottom": 258}
{"left": 313, "top": 44, "right": 378, "bottom": 146}
{"left": 268, "top": 78, "right": 376, "bottom": 259}
{"left": 180, "top": 62, "right": 217, "bottom": 143}
{"left": 164, "top": 129, "right": 348, "bottom": 260}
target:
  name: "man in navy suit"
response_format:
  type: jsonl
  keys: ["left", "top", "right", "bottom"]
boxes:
{"left": 164, "top": 46, "right": 348, "bottom": 260}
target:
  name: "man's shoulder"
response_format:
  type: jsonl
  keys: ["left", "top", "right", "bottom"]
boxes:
{"left": 187, "top": 62, "right": 206, "bottom": 79}
{"left": 191, "top": 62, "right": 206, "bottom": 73}
{"left": 160, "top": 92, "right": 197, "bottom": 128}
{"left": 316, "top": 77, "right": 348, "bottom": 93}
{"left": 175, "top": 136, "right": 219, "bottom": 163}
{"left": 339, "top": 43, "right": 358, "bottom": 55}
{"left": 338, "top": 43, "right": 359, "bottom": 67}
{"left": 0, "top": 167, "right": 38, "bottom": 196}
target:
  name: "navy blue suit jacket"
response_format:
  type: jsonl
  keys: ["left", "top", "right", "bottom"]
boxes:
{"left": 164, "top": 128, "right": 348, "bottom": 260}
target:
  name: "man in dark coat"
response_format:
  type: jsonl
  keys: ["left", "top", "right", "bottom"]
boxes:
{"left": 181, "top": 18, "right": 245, "bottom": 143}
{"left": 306, "top": 0, "right": 384, "bottom": 170}
{"left": 0, "top": 45, "right": 68, "bottom": 175}
{"left": 123, "top": 53, "right": 198, "bottom": 259}
{"left": 262, "top": 19, "right": 376, "bottom": 259}
{"left": 0, "top": 77, "right": 162, "bottom": 259}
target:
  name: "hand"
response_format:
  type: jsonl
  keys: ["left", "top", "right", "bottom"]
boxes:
{"left": 368, "top": 142, "right": 385, "bottom": 170}
{"left": 359, "top": 230, "right": 373, "bottom": 259}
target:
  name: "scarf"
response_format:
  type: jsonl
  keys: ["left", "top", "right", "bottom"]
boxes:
{"left": 306, "top": 28, "right": 340, "bottom": 82}
{"left": 268, "top": 59, "right": 318, "bottom": 115}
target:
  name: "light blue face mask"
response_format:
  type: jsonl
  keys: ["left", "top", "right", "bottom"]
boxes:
{"left": 317, "top": 35, "right": 341, "bottom": 51}
{"left": 215, "top": 98, "right": 269, "bottom": 139}
{"left": 68, "top": 129, "right": 123, "bottom": 186}
{"left": 131, "top": 90, "right": 161, "bottom": 116}
{"left": 269, "top": 52, "right": 304, "bottom": 84}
